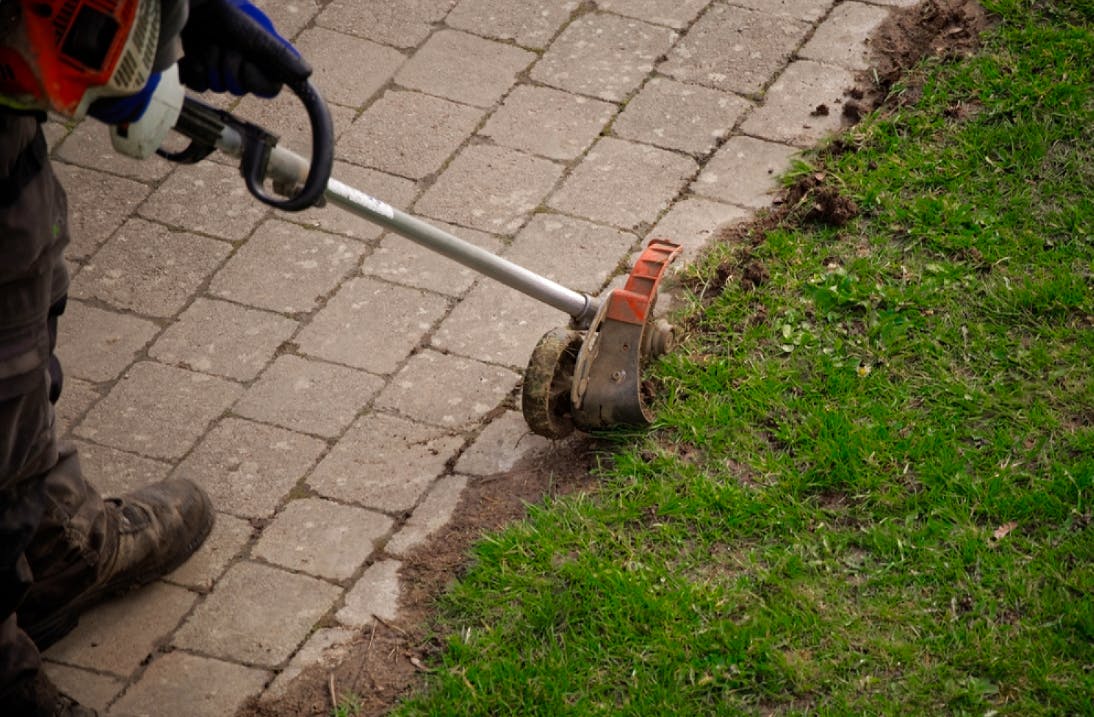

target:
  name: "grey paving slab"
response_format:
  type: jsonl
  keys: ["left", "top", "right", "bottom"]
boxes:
{"left": 296, "top": 276, "right": 451, "bottom": 375}
{"left": 70, "top": 218, "right": 230, "bottom": 318}
{"left": 547, "top": 136, "right": 698, "bottom": 230}
{"left": 386, "top": 474, "right": 469, "bottom": 556}
{"left": 729, "top": 0, "right": 835, "bottom": 21}
{"left": 660, "top": 4, "right": 811, "bottom": 96}
{"left": 252, "top": 0, "right": 319, "bottom": 39}
{"left": 50, "top": 164, "right": 149, "bottom": 261}
{"left": 56, "top": 380, "right": 100, "bottom": 438}
{"left": 308, "top": 412, "right": 463, "bottom": 513}
{"left": 740, "top": 59, "right": 858, "bottom": 146}
{"left": 55, "top": 300, "right": 159, "bottom": 383}
{"left": 800, "top": 1, "right": 891, "bottom": 70}
{"left": 53, "top": 120, "right": 174, "bottom": 183}
{"left": 149, "top": 298, "right": 297, "bottom": 381}
{"left": 480, "top": 85, "right": 618, "bottom": 161}
{"left": 43, "top": 663, "right": 123, "bottom": 714}
{"left": 415, "top": 144, "right": 564, "bottom": 235}
{"left": 231, "top": 92, "right": 358, "bottom": 159}
{"left": 692, "top": 135, "right": 801, "bottom": 208}
{"left": 75, "top": 362, "right": 242, "bottom": 460}
{"left": 294, "top": 27, "right": 407, "bottom": 109}
{"left": 173, "top": 417, "right": 328, "bottom": 519}
{"left": 395, "top": 30, "right": 536, "bottom": 109}
{"left": 363, "top": 220, "right": 504, "bottom": 297}
{"left": 44, "top": 582, "right": 196, "bottom": 675}
{"left": 597, "top": 0, "right": 714, "bottom": 28}
{"left": 288, "top": 161, "right": 419, "bottom": 241}
{"left": 431, "top": 280, "right": 566, "bottom": 367}
{"left": 504, "top": 214, "right": 638, "bottom": 293}
{"left": 446, "top": 0, "right": 578, "bottom": 49}
{"left": 208, "top": 219, "right": 365, "bottom": 314}
{"left": 260, "top": 627, "right": 357, "bottom": 702}
{"left": 233, "top": 355, "right": 384, "bottom": 439}
{"left": 317, "top": 0, "right": 456, "bottom": 49}
{"left": 339, "top": 89, "right": 485, "bottom": 180}
{"left": 71, "top": 441, "right": 172, "bottom": 499}
{"left": 252, "top": 498, "right": 394, "bottom": 580}
{"left": 531, "top": 13, "right": 678, "bottom": 102}
{"left": 648, "top": 197, "right": 752, "bottom": 264}
{"left": 107, "top": 652, "right": 270, "bottom": 717}
{"left": 375, "top": 350, "right": 521, "bottom": 428}
{"left": 337, "top": 559, "right": 402, "bottom": 627}
{"left": 137, "top": 160, "right": 270, "bottom": 242}
{"left": 454, "top": 410, "right": 551, "bottom": 476}
{"left": 612, "top": 77, "right": 753, "bottom": 156}
{"left": 165, "top": 511, "right": 254, "bottom": 591}
{"left": 173, "top": 561, "right": 341, "bottom": 666}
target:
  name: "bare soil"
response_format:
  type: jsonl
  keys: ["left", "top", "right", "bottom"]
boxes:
{"left": 237, "top": 3, "right": 994, "bottom": 715}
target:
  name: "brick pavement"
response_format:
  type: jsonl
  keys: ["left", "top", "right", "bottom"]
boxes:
{"left": 42, "top": 0, "right": 916, "bottom": 713}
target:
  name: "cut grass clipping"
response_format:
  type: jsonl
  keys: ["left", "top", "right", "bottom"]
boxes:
{"left": 397, "top": 2, "right": 1092, "bottom": 714}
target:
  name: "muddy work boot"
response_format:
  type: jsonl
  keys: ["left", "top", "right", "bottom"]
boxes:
{"left": 0, "top": 670, "right": 99, "bottom": 716}
{"left": 21, "top": 475, "right": 214, "bottom": 650}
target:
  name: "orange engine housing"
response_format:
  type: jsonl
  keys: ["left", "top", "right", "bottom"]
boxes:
{"left": 0, "top": 0, "right": 159, "bottom": 117}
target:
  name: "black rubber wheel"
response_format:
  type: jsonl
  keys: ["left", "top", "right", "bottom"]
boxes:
{"left": 521, "top": 328, "right": 583, "bottom": 439}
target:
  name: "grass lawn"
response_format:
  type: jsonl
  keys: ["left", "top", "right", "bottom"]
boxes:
{"left": 395, "top": 2, "right": 1092, "bottom": 714}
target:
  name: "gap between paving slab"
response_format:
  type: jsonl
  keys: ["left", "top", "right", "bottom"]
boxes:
{"left": 35, "top": 1, "right": 943, "bottom": 714}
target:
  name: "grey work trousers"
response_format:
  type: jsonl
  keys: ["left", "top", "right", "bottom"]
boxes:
{"left": 0, "top": 111, "right": 109, "bottom": 696}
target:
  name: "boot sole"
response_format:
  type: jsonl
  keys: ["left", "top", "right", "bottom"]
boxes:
{"left": 25, "top": 507, "right": 215, "bottom": 651}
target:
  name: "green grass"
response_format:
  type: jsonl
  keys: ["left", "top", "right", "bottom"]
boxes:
{"left": 395, "top": 2, "right": 1093, "bottom": 714}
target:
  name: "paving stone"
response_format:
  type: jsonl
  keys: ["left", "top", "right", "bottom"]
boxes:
{"left": 149, "top": 299, "right": 295, "bottom": 381}
{"left": 386, "top": 474, "right": 468, "bottom": 556}
{"left": 43, "top": 663, "right": 123, "bottom": 714}
{"left": 107, "top": 652, "right": 270, "bottom": 717}
{"left": 287, "top": 162, "right": 418, "bottom": 240}
{"left": 309, "top": 412, "right": 463, "bottom": 512}
{"left": 692, "top": 135, "right": 800, "bottom": 208}
{"left": 479, "top": 85, "right": 617, "bottom": 161}
{"left": 173, "top": 561, "right": 341, "bottom": 666}
{"left": 44, "top": 582, "right": 196, "bottom": 675}
{"left": 863, "top": 0, "right": 918, "bottom": 7}
{"left": 376, "top": 350, "right": 521, "bottom": 428}
{"left": 446, "top": 0, "right": 578, "bottom": 49}
{"left": 648, "top": 197, "right": 751, "bottom": 264}
{"left": 42, "top": 118, "right": 71, "bottom": 149}
{"left": 317, "top": 0, "right": 456, "bottom": 49}
{"left": 431, "top": 280, "right": 562, "bottom": 368}
{"left": 173, "top": 417, "right": 327, "bottom": 519}
{"left": 596, "top": 0, "right": 713, "bottom": 28}
{"left": 740, "top": 60, "right": 857, "bottom": 146}
{"left": 336, "top": 559, "right": 402, "bottom": 627}
{"left": 261, "top": 627, "right": 357, "bottom": 702}
{"left": 363, "top": 219, "right": 504, "bottom": 297}
{"left": 455, "top": 410, "right": 551, "bottom": 475}
{"left": 75, "top": 362, "right": 242, "bottom": 460}
{"left": 339, "top": 90, "right": 485, "bottom": 180}
{"left": 253, "top": 0, "right": 319, "bottom": 39}
{"left": 531, "top": 13, "right": 678, "bottom": 102}
{"left": 548, "top": 137, "right": 697, "bottom": 230}
{"left": 415, "top": 145, "right": 564, "bottom": 235}
{"left": 50, "top": 164, "right": 149, "bottom": 260}
{"left": 293, "top": 27, "right": 406, "bottom": 109}
{"left": 56, "top": 301, "right": 159, "bottom": 383}
{"left": 56, "top": 379, "right": 100, "bottom": 438}
{"left": 234, "top": 355, "right": 384, "bottom": 438}
{"left": 728, "top": 0, "right": 835, "bottom": 21}
{"left": 53, "top": 120, "right": 174, "bottom": 183}
{"left": 505, "top": 214, "right": 637, "bottom": 293}
{"left": 660, "top": 4, "right": 811, "bottom": 95}
{"left": 166, "top": 511, "right": 254, "bottom": 591}
{"left": 612, "top": 77, "right": 752, "bottom": 156}
{"left": 296, "top": 277, "right": 450, "bottom": 375}
{"left": 71, "top": 218, "right": 230, "bottom": 318}
{"left": 138, "top": 160, "right": 270, "bottom": 242}
{"left": 253, "top": 498, "right": 394, "bottom": 580}
{"left": 209, "top": 219, "right": 366, "bottom": 314}
{"left": 395, "top": 30, "right": 535, "bottom": 109}
{"left": 72, "top": 441, "right": 172, "bottom": 499}
{"left": 800, "top": 1, "right": 891, "bottom": 70}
